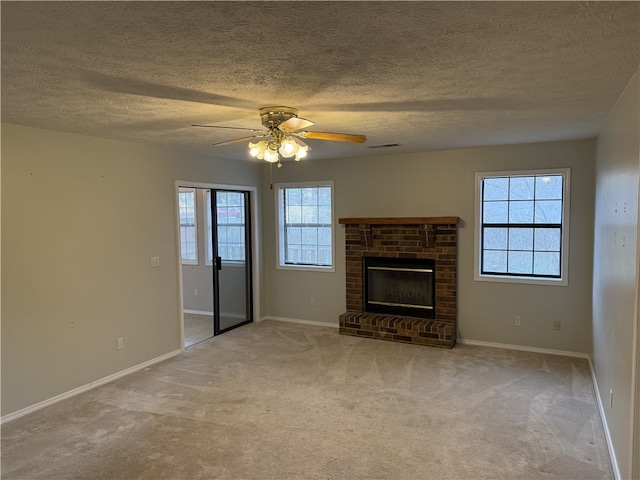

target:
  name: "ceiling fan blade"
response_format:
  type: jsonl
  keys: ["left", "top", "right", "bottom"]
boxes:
{"left": 279, "top": 116, "right": 315, "bottom": 132}
{"left": 292, "top": 137, "right": 311, "bottom": 149}
{"left": 212, "top": 135, "right": 266, "bottom": 147}
{"left": 301, "top": 131, "right": 367, "bottom": 143}
{"left": 192, "top": 124, "right": 266, "bottom": 133}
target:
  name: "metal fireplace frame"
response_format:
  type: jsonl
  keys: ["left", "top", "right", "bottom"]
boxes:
{"left": 364, "top": 256, "right": 436, "bottom": 319}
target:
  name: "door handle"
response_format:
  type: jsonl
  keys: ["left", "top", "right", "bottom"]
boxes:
{"left": 216, "top": 256, "right": 222, "bottom": 271}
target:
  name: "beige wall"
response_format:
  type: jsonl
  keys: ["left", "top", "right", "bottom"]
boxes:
{"left": 1, "top": 124, "right": 261, "bottom": 416}
{"left": 261, "top": 139, "right": 596, "bottom": 354}
{"left": 593, "top": 69, "right": 639, "bottom": 480}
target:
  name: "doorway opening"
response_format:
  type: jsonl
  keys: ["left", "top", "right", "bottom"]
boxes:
{"left": 177, "top": 183, "right": 256, "bottom": 348}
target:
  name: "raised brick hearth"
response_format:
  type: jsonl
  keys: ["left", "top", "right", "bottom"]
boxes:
{"left": 338, "top": 217, "right": 459, "bottom": 348}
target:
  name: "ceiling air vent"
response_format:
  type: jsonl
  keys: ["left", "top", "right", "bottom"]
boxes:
{"left": 367, "top": 143, "right": 400, "bottom": 149}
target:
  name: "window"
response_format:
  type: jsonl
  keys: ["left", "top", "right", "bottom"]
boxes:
{"left": 276, "top": 181, "right": 334, "bottom": 271}
{"left": 214, "top": 190, "right": 246, "bottom": 262}
{"left": 178, "top": 187, "right": 197, "bottom": 264}
{"left": 475, "top": 169, "right": 570, "bottom": 285}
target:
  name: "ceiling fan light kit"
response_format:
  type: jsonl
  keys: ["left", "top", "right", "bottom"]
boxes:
{"left": 193, "top": 106, "right": 366, "bottom": 167}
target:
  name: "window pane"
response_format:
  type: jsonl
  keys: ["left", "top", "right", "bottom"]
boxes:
{"left": 318, "top": 227, "right": 332, "bottom": 246}
{"left": 535, "top": 176, "right": 563, "bottom": 200}
{"left": 508, "top": 251, "right": 533, "bottom": 274}
{"left": 286, "top": 205, "right": 302, "bottom": 224}
{"left": 286, "top": 188, "right": 302, "bottom": 206}
{"left": 535, "top": 200, "right": 562, "bottom": 224}
{"left": 227, "top": 226, "right": 243, "bottom": 243}
{"left": 286, "top": 227, "right": 301, "bottom": 244}
{"left": 508, "top": 228, "right": 533, "bottom": 251}
{"left": 286, "top": 245, "right": 301, "bottom": 263}
{"left": 509, "top": 201, "right": 534, "bottom": 223}
{"left": 216, "top": 192, "right": 228, "bottom": 206}
{"left": 301, "top": 188, "right": 317, "bottom": 205}
{"left": 301, "top": 246, "right": 318, "bottom": 264}
{"left": 483, "top": 178, "right": 509, "bottom": 201}
{"left": 534, "top": 252, "right": 560, "bottom": 276}
{"left": 318, "top": 187, "right": 331, "bottom": 205}
{"left": 509, "top": 177, "right": 534, "bottom": 201}
{"left": 534, "top": 228, "right": 560, "bottom": 252}
{"left": 228, "top": 207, "right": 243, "bottom": 224}
{"left": 227, "top": 192, "right": 243, "bottom": 206}
{"left": 318, "top": 247, "right": 332, "bottom": 266}
{"left": 484, "top": 227, "right": 507, "bottom": 250}
{"left": 318, "top": 205, "right": 332, "bottom": 224}
{"left": 483, "top": 250, "right": 507, "bottom": 273}
{"left": 217, "top": 207, "right": 228, "bottom": 224}
{"left": 484, "top": 201, "right": 508, "bottom": 223}
{"left": 217, "top": 226, "right": 228, "bottom": 243}
{"left": 187, "top": 228, "right": 196, "bottom": 244}
{"left": 301, "top": 206, "right": 318, "bottom": 224}
{"left": 301, "top": 228, "right": 317, "bottom": 245}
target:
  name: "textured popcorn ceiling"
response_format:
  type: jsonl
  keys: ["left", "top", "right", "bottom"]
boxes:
{"left": 1, "top": 1, "right": 638, "bottom": 162}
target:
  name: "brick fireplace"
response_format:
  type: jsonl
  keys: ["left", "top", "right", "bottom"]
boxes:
{"left": 338, "top": 217, "right": 459, "bottom": 348}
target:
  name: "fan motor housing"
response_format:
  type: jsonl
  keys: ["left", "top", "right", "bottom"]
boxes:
{"left": 259, "top": 106, "right": 298, "bottom": 128}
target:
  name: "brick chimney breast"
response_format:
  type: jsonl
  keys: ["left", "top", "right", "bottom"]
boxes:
{"left": 338, "top": 217, "right": 459, "bottom": 348}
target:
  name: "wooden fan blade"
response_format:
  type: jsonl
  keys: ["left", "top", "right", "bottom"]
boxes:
{"left": 279, "top": 116, "right": 315, "bottom": 132}
{"left": 192, "top": 124, "right": 266, "bottom": 133}
{"left": 212, "top": 135, "right": 266, "bottom": 147}
{"left": 302, "top": 131, "right": 367, "bottom": 143}
{"left": 292, "top": 137, "right": 310, "bottom": 149}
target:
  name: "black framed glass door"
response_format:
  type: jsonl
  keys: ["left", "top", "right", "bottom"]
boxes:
{"left": 211, "top": 189, "right": 253, "bottom": 334}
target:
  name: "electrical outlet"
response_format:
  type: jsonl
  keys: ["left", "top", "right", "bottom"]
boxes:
{"left": 117, "top": 337, "right": 124, "bottom": 350}
{"left": 515, "top": 316, "right": 522, "bottom": 327}
{"left": 149, "top": 256, "right": 160, "bottom": 268}
{"left": 553, "top": 320, "right": 561, "bottom": 331}
{"left": 310, "top": 297, "right": 316, "bottom": 306}
{"left": 194, "top": 288, "right": 199, "bottom": 297}
{"left": 609, "top": 389, "right": 613, "bottom": 408}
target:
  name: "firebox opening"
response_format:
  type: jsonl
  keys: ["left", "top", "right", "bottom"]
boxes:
{"left": 364, "top": 257, "right": 435, "bottom": 319}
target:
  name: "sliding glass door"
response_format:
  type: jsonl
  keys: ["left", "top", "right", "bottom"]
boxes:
{"left": 211, "top": 189, "right": 253, "bottom": 334}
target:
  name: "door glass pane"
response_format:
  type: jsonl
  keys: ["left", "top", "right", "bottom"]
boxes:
{"left": 215, "top": 190, "right": 251, "bottom": 333}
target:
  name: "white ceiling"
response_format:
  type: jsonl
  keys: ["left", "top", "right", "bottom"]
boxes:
{"left": 1, "top": 1, "right": 638, "bottom": 162}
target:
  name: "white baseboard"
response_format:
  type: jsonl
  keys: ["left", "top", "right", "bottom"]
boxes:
{"left": 588, "top": 357, "right": 622, "bottom": 480}
{"left": 1, "top": 348, "right": 182, "bottom": 425}
{"left": 259, "top": 316, "right": 339, "bottom": 329}
{"left": 457, "top": 338, "right": 590, "bottom": 359}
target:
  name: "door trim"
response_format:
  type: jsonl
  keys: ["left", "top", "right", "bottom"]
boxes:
{"left": 174, "top": 181, "right": 260, "bottom": 349}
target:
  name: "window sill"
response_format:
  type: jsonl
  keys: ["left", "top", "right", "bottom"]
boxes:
{"left": 277, "top": 264, "right": 335, "bottom": 273}
{"left": 474, "top": 273, "right": 567, "bottom": 287}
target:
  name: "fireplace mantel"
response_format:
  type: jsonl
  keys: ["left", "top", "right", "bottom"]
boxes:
{"left": 339, "top": 216, "right": 459, "bottom": 225}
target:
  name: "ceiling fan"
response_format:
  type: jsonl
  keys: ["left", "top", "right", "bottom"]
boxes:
{"left": 192, "top": 106, "right": 367, "bottom": 166}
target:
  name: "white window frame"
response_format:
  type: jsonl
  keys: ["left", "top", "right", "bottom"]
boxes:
{"left": 474, "top": 168, "right": 570, "bottom": 286}
{"left": 275, "top": 181, "right": 335, "bottom": 272}
{"left": 178, "top": 187, "right": 198, "bottom": 265}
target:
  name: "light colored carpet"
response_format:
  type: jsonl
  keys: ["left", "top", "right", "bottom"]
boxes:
{"left": 1, "top": 320, "right": 612, "bottom": 479}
